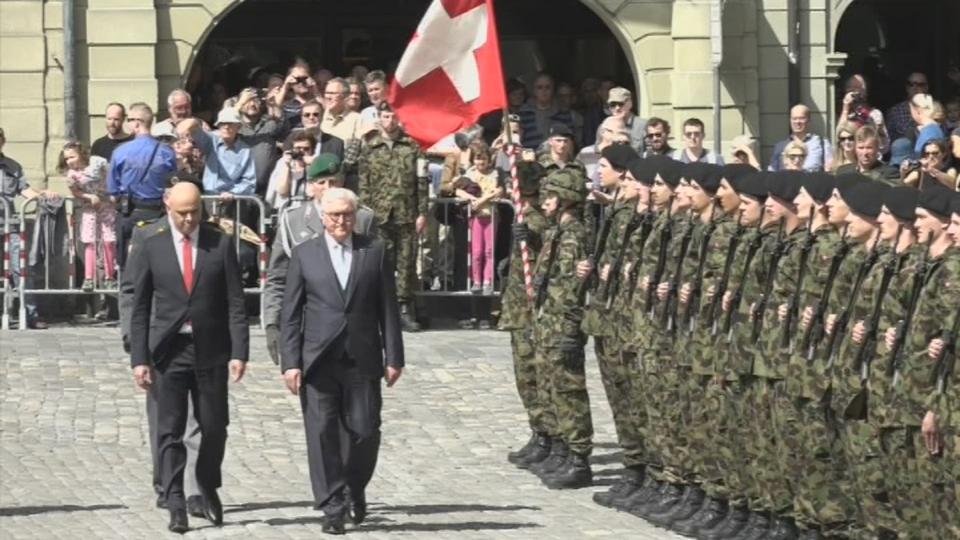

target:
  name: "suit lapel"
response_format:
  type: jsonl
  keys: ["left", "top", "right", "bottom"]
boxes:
{"left": 344, "top": 234, "right": 365, "bottom": 307}
{"left": 315, "top": 236, "right": 346, "bottom": 305}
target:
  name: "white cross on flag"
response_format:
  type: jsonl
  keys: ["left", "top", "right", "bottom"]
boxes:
{"left": 388, "top": 0, "right": 507, "bottom": 148}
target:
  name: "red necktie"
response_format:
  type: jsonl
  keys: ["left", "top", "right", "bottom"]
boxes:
{"left": 182, "top": 236, "right": 193, "bottom": 295}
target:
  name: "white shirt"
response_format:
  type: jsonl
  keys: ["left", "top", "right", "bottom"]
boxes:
{"left": 324, "top": 231, "right": 353, "bottom": 290}
{"left": 169, "top": 218, "right": 199, "bottom": 333}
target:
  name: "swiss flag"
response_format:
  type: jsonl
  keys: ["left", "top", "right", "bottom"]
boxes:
{"left": 388, "top": 0, "right": 507, "bottom": 148}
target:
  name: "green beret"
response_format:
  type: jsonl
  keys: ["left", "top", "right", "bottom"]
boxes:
{"left": 307, "top": 153, "right": 342, "bottom": 179}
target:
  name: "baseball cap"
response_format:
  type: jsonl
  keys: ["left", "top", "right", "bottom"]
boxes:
{"left": 215, "top": 107, "right": 242, "bottom": 126}
{"left": 607, "top": 87, "right": 631, "bottom": 104}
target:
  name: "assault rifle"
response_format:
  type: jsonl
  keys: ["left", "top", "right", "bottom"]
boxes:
{"left": 645, "top": 199, "right": 675, "bottom": 318}
{"left": 723, "top": 207, "right": 766, "bottom": 341}
{"left": 534, "top": 228, "right": 564, "bottom": 319}
{"left": 780, "top": 206, "right": 817, "bottom": 351}
{"left": 623, "top": 209, "right": 657, "bottom": 304}
{"left": 683, "top": 202, "right": 721, "bottom": 334}
{"left": 661, "top": 212, "right": 697, "bottom": 333}
{"left": 579, "top": 189, "right": 619, "bottom": 303}
{"left": 802, "top": 226, "right": 852, "bottom": 361}
{"left": 601, "top": 202, "right": 642, "bottom": 310}
{"left": 825, "top": 237, "right": 882, "bottom": 367}
{"left": 710, "top": 210, "right": 744, "bottom": 337}
{"left": 887, "top": 249, "right": 933, "bottom": 385}
{"left": 750, "top": 218, "right": 787, "bottom": 344}
{"left": 854, "top": 233, "right": 903, "bottom": 386}
{"left": 934, "top": 304, "right": 960, "bottom": 395}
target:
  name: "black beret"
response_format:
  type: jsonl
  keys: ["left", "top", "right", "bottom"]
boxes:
{"left": 846, "top": 181, "right": 889, "bottom": 219}
{"left": 601, "top": 143, "right": 638, "bottom": 171}
{"left": 918, "top": 181, "right": 954, "bottom": 219}
{"left": 766, "top": 170, "right": 803, "bottom": 202}
{"left": 951, "top": 191, "right": 960, "bottom": 216}
{"left": 883, "top": 186, "right": 919, "bottom": 222}
{"left": 627, "top": 157, "right": 655, "bottom": 186}
{"left": 694, "top": 164, "right": 724, "bottom": 195}
{"left": 835, "top": 172, "right": 871, "bottom": 201}
{"left": 800, "top": 172, "right": 836, "bottom": 204}
{"left": 650, "top": 155, "right": 683, "bottom": 188}
{"left": 680, "top": 162, "right": 709, "bottom": 184}
{"left": 738, "top": 171, "right": 768, "bottom": 201}
{"left": 548, "top": 123, "right": 574, "bottom": 139}
{"left": 721, "top": 164, "right": 757, "bottom": 192}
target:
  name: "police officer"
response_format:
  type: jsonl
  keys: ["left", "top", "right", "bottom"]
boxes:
{"left": 263, "top": 154, "right": 376, "bottom": 363}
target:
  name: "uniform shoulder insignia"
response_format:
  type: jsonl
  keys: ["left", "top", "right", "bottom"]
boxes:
{"left": 136, "top": 221, "right": 146, "bottom": 227}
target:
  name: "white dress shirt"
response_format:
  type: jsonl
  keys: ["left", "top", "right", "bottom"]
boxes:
{"left": 169, "top": 218, "right": 199, "bottom": 333}
{"left": 324, "top": 231, "right": 352, "bottom": 290}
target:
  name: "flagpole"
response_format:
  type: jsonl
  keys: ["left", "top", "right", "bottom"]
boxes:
{"left": 503, "top": 107, "right": 534, "bottom": 305}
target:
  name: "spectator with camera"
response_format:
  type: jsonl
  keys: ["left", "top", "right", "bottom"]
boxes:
{"left": 901, "top": 138, "right": 958, "bottom": 190}
{"left": 274, "top": 60, "right": 319, "bottom": 130}
{"left": 265, "top": 131, "right": 316, "bottom": 212}
{"left": 837, "top": 74, "right": 888, "bottom": 150}
{"left": 236, "top": 88, "right": 284, "bottom": 197}
{"left": 768, "top": 104, "right": 833, "bottom": 172}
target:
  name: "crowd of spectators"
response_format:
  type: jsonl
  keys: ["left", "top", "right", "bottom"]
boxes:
{"left": 1, "top": 60, "right": 959, "bottom": 329}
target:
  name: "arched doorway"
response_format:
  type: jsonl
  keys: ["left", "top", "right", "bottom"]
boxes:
{"left": 172, "top": 0, "right": 641, "bottom": 122}
{"left": 832, "top": 0, "right": 960, "bottom": 114}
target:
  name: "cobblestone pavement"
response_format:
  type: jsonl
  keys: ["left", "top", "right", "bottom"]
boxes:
{"left": 1, "top": 327, "right": 683, "bottom": 539}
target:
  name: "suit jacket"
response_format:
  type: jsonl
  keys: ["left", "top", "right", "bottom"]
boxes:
{"left": 281, "top": 233, "right": 403, "bottom": 377}
{"left": 130, "top": 222, "right": 249, "bottom": 369}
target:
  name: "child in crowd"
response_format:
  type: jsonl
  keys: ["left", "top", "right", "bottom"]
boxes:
{"left": 456, "top": 140, "right": 504, "bottom": 296}
{"left": 59, "top": 141, "right": 117, "bottom": 291}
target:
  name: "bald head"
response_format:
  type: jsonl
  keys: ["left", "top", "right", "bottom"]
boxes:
{"left": 790, "top": 104, "right": 811, "bottom": 136}
{"left": 165, "top": 182, "right": 202, "bottom": 236}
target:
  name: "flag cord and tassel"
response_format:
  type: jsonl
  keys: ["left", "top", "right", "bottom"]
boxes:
{"left": 504, "top": 111, "right": 534, "bottom": 304}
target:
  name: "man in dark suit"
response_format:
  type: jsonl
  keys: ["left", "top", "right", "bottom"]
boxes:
{"left": 130, "top": 182, "right": 249, "bottom": 534}
{"left": 281, "top": 186, "right": 404, "bottom": 535}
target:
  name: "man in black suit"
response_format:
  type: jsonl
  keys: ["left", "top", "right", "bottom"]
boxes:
{"left": 281, "top": 187, "right": 404, "bottom": 535}
{"left": 130, "top": 182, "right": 249, "bottom": 534}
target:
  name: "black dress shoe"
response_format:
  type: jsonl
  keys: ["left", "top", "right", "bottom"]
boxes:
{"left": 322, "top": 513, "right": 347, "bottom": 535}
{"left": 168, "top": 509, "right": 189, "bottom": 534}
{"left": 350, "top": 492, "right": 367, "bottom": 525}
{"left": 186, "top": 495, "right": 205, "bottom": 518}
{"left": 201, "top": 489, "right": 223, "bottom": 526}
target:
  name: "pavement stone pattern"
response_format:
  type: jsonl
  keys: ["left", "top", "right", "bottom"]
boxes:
{"left": 0, "top": 327, "right": 684, "bottom": 539}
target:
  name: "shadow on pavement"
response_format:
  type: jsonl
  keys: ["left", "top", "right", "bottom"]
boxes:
{"left": 378, "top": 503, "right": 540, "bottom": 514}
{"left": 0, "top": 504, "right": 127, "bottom": 517}
{"left": 224, "top": 500, "right": 315, "bottom": 514}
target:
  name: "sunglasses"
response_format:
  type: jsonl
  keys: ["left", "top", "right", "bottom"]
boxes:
{"left": 839, "top": 136, "right": 854, "bottom": 142}
{"left": 786, "top": 154, "right": 806, "bottom": 160}
{"left": 684, "top": 132, "right": 703, "bottom": 139}
{"left": 608, "top": 101, "right": 625, "bottom": 109}
{"left": 302, "top": 112, "right": 321, "bottom": 117}
{"left": 646, "top": 132, "right": 665, "bottom": 139}
{"left": 921, "top": 151, "right": 941, "bottom": 158}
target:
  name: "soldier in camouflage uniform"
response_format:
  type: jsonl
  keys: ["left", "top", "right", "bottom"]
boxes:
{"left": 357, "top": 102, "right": 428, "bottom": 331}
{"left": 669, "top": 164, "right": 755, "bottom": 536}
{"left": 528, "top": 168, "right": 593, "bottom": 490}
{"left": 536, "top": 123, "right": 587, "bottom": 178}
{"left": 500, "top": 161, "right": 551, "bottom": 468}
{"left": 577, "top": 144, "right": 649, "bottom": 507}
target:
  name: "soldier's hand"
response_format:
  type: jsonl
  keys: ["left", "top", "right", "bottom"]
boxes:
{"left": 416, "top": 215, "right": 427, "bottom": 236}
{"left": 777, "top": 303, "right": 788, "bottom": 322}
{"left": 656, "top": 281, "right": 669, "bottom": 301}
{"left": 704, "top": 285, "right": 715, "bottom": 303}
{"left": 600, "top": 264, "right": 611, "bottom": 282}
{"left": 640, "top": 276, "right": 651, "bottom": 292}
{"left": 825, "top": 313, "right": 837, "bottom": 335}
{"left": 749, "top": 302, "right": 757, "bottom": 320}
{"left": 851, "top": 321, "right": 866, "bottom": 344}
{"left": 622, "top": 262, "right": 633, "bottom": 281}
{"left": 922, "top": 410, "right": 942, "bottom": 455}
{"left": 801, "top": 306, "right": 814, "bottom": 330}
{"left": 679, "top": 283, "right": 691, "bottom": 304}
{"left": 266, "top": 325, "right": 281, "bottom": 365}
{"left": 575, "top": 260, "right": 593, "bottom": 280}
{"left": 722, "top": 291, "right": 733, "bottom": 312}
{"left": 884, "top": 327, "right": 897, "bottom": 349}
{"left": 928, "top": 338, "right": 945, "bottom": 360}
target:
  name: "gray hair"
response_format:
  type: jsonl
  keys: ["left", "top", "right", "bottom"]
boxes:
{"left": 128, "top": 102, "right": 154, "bottom": 127}
{"left": 364, "top": 70, "right": 387, "bottom": 85}
{"left": 325, "top": 77, "right": 350, "bottom": 98}
{"left": 167, "top": 88, "right": 192, "bottom": 107}
{"left": 321, "top": 187, "right": 358, "bottom": 211}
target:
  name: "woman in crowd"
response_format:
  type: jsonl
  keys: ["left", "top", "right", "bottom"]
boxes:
{"left": 901, "top": 138, "right": 958, "bottom": 189}
{"left": 265, "top": 131, "right": 317, "bottom": 211}
{"left": 58, "top": 141, "right": 116, "bottom": 291}
{"left": 456, "top": 140, "right": 505, "bottom": 296}
{"left": 781, "top": 140, "right": 808, "bottom": 171}
{"left": 910, "top": 93, "right": 945, "bottom": 157}
{"left": 831, "top": 121, "right": 859, "bottom": 171}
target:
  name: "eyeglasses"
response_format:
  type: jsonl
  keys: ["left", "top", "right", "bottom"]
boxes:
{"left": 325, "top": 211, "right": 355, "bottom": 221}
{"left": 608, "top": 101, "right": 625, "bottom": 109}
{"left": 786, "top": 153, "right": 806, "bottom": 160}
{"left": 839, "top": 136, "right": 854, "bottom": 142}
{"left": 302, "top": 112, "right": 321, "bottom": 117}
{"left": 683, "top": 131, "right": 703, "bottom": 139}
{"left": 646, "top": 132, "right": 665, "bottom": 139}
{"left": 126, "top": 117, "right": 144, "bottom": 123}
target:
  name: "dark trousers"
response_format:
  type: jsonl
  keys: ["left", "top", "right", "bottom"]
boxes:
{"left": 153, "top": 335, "right": 229, "bottom": 510}
{"left": 300, "top": 356, "right": 382, "bottom": 515}
{"left": 117, "top": 206, "right": 164, "bottom": 270}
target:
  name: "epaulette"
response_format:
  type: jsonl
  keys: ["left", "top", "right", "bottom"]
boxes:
{"left": 136, "top": 220, "right": 146, "bottom": 227}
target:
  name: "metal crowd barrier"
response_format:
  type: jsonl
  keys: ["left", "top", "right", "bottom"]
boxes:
{"left": 1, "top": 197, "right": 14, "bottom": 329}
{"left": 417, "top": 197, "right": 514, "bottom": 297}
{"left": 15, "top": 194, "right": 269, "bottom": 330}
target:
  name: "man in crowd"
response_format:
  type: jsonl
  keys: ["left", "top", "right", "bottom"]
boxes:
{"left": 642, "top": 117, "right": 674, "bottom": 157}
{"left": 834, "top": 125, "right": 898, "bottom": 184}
{"left": 321, "top": 77, "right": 361, "bottom": 143}
{"left": 598, "top": 87, "right": 645, "bottom": 153}
{"left": 298, "top": 101, "right": 323, "bottom": 133}
{"left": 0, "top": 127, "right": 56, "bottom": 329}
{"left": 346, "top": 78, "right": 363, "bottom": 113}
{"left": 556, "top": 82, "right": 585, "bottom": 145}
{"left": 673, "top": 118, "right": 723, "bottom": 164}
{"left": 152, "top": 89, "right": 209, "bottom": 137}
{"left": 578, "top": 116, "right": 630, "bottom": 187}
{"left": 768, "top": 104, "right": 833, "bottom": 172}
{"left": 92, "top": 103, "right": 134, "bottom": 160}
{"left": 275, "top": 61, "right": 319, "bottom": 130}
{"left": 518, "top": 72, "right": 577, "bottom": 150}
{"left": 359, "top": 70, "right": 387, "bottom": 130}
{"left": 358, "top": 102, "right": 428, "bottom": 332}
{"left": 837, "top": 74, "right": 889, "bottom": 152}
{"left": 236, "top": 87, "right": 284, "bottom": 197}
{"left": 264, "top": 154, "right": 376, "bottom": 364}
{"left": 178, "top": 108, "right": 256, "bottom": 201}
{"left": 108, "top": 103, "right": 178, "bottom": 269}
{"left": 130, "top": 181, "right": 248, "bottom": 533}
{"left": 886, "top": 72, "right": 929, "bottom": 143}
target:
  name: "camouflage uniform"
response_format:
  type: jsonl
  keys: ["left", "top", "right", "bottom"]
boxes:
{"left": 499, "top": 203, "right": 549, "bottom": 434}
{"left": 358, "top": 131, "right": 428, "bottom": 306}
{"left": 581, "top": 202, "right": 645, "bottom": 468}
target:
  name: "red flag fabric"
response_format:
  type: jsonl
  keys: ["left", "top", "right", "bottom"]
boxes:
{"left": 388, "top": 0, "right": 507, "bottom": 148}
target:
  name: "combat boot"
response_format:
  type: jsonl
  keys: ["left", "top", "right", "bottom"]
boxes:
{"left": 767, "top": 515, "right": 799, "bottom": 540}
{"left": 700, "top": 505, "right": 750, "bottom": 540}
{"left": 648, "top": 485, "right": 704, "bottom": 527}
{"left": 732, "top": 510, "right": 772, "bottom": 540}
{"left": 399, "top": 304, "right": 421, "bottom": 332}
{"left": 617, "top": 474, "right": 661, "bottom": 512}
{"left": 592, "top": 466, "right": 644, "bottom": 508}
{"left": 671, "top": 496, "right": 727, "bottom": 535}
{"left": 530, "top": 439, "right": 568, "bottom": 477}
{"left": 543, "top": 452, "right": 592, "bottom": 489}
{"left": 516, "top": 434, "right": 551, "bottom": 469}
{"left": 633, "top": 482, "right": 684, "bottom": 519}
{"left": 507, "top": 432, "right": 538, "bottom": 465}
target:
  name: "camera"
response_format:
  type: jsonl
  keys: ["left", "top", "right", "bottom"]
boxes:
{"left": 905, "top": 159, "right": 921, "bottom": 170}
{"left": 294, "top": 76, "right": 308, "bottom": 84}
{"left": 289, "top": 150, "right": 304, "bottom": 161}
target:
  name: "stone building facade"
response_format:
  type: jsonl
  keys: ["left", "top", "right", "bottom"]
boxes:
{"left": 0, "top": 0, "right": 873, "bottom": 187}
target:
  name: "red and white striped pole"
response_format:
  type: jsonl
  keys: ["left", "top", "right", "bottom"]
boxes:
{"left": 507, "top": 144, "right": 534, "bottom": 304}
